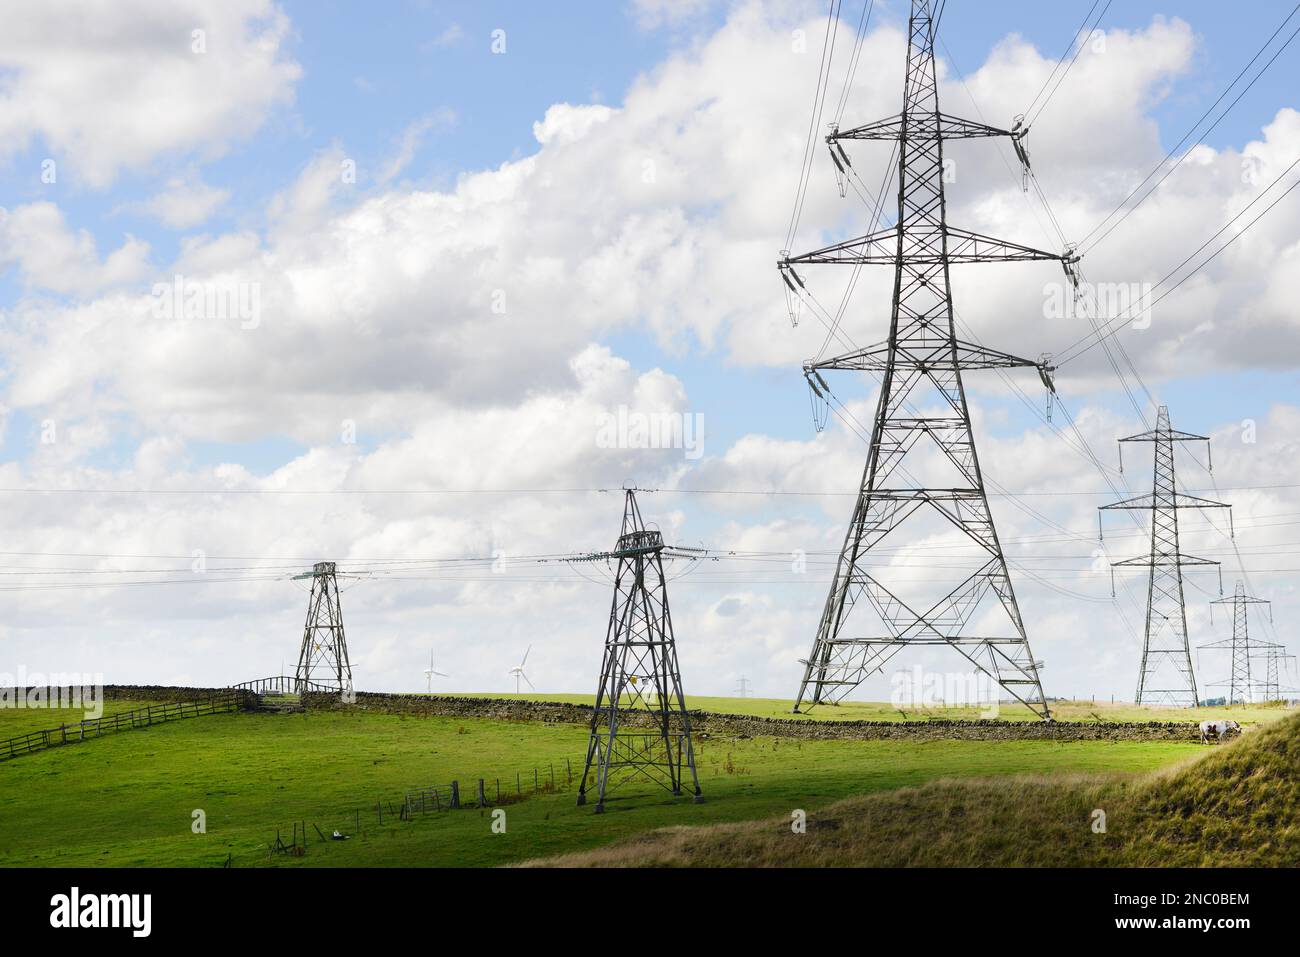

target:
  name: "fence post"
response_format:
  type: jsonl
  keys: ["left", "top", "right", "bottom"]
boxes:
{"left": 477, "top": 779, "right": 487, "bottom": 807}
{"left": 450, "top": 780, "right": 460, "bottom": 809}
{"left": 567, "top": 758, "right": 572, "bottom": 784}
{"left": 534, "top": 768, "right": 539, "bottom": 792}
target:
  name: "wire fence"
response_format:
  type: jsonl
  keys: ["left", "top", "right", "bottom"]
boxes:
{"left": 403, "top": 759, "right": 575, "bottom": 814}
{"left": 263, "top": 757, "right": 582, "bottom": 861}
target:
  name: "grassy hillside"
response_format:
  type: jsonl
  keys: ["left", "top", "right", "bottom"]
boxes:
{"left": 448, "top": 692, "right": 1290, "bottom": 725}
{"left": 523, "top": 713, "right": 1300, "bottom": 867}
{"left": 0, "top": 703, "right": 1207, "bottom": 867}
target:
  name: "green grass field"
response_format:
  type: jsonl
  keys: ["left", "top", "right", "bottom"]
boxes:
{"left": 0, "top": 700, "right": 1223, "bottom": 868}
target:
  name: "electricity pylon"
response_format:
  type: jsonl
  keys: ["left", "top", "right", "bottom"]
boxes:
{"left": 293, "top": 561, "right": 353, "bottom": 692}
{"left": 575, "top": 490, "right": 703, "bottom": 813}
{"left": 1253, "top": 641, "right": 1295, "bottom": 701}
{"left": 1099, "top": 407, "right": 1230, "bottom": 707}
{"left": 784, "top": 0, "right": 1076, "bottom": 717}
{"left": 1199, "top": 580, "right": 1269, "bottom": 704}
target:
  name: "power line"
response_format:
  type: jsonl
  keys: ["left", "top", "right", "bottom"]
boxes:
{"left": 2, "top": 481, "right": 1299, "bottom": 498}
{"left": 1024, "top": 0, "right": 1112, "bottom": 127}
{"left": 1078, "top": 3, "right": 1300, "bottom": 254}
{"left": 784, "top": 0, "right": 842, "bottom": 251}
{"left": 1057, "top": 161, "right": 1300, "bottom": 366}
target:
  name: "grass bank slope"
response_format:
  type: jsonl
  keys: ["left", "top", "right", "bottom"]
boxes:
{"left": 523, "top": 713, "right": 1300, "bottom": 867}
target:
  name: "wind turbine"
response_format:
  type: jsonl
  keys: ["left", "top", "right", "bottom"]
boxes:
{"left": 423, "top": 649, "right": 448, "bottom": 693}
{"left": 507, "top": 645, "right": 534, "bottom": 694}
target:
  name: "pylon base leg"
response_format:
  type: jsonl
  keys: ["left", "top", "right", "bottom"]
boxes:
{"left": 593, "top": 803, "right": 605, "bottom": 815}
{"left": 576, "top": 791, "right": 586, "bottom": 806}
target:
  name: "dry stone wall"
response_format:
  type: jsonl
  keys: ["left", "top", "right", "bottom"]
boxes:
{"left": 88, "top": 685, "right": 1203, "bottom": 741}
{"left": 299, "top": 690, "right": 1202, "bottom": 742}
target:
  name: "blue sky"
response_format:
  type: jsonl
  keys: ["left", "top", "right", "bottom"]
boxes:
{"left": 5, "top": 2, "right": 1295, "bottom": 448}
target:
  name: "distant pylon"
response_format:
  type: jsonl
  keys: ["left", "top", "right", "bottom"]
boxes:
{"left": 294, "top": 561, "right": 353, "bottom": 692}
{"left": 734, "top": 675, "right": 751, "bottom": 698}
{"left": 1253, "top": 641, "right": 1295, "bottom": 701}
{"left": 1199, "top": 580, "right": 1269, "bottom": 704}
{"left": 784, "top": 0, "right": 1075, "bottom": 718}
{"left": 575, "top": 490, "right": 702, "bottom": 813}
{"left": 1099, "top": 407, "right": 1230, "bottom": 707}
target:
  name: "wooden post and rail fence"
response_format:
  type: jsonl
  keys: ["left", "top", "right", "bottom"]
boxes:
{"left": 0, "top": 676, "right": 339, "bottom": 763}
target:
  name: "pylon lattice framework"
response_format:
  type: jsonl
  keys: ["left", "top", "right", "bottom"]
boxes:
{"left": 785, "top": 0, "right": 1077, "bottom": 718}
{"left": 294, "top": 561, "right": 353, "bottom": 692}
{"left": 1199, "top": 580, "right": 1269, "bottom": 704}
{"left": 1100, "top": 406, "right": 1230, "bottom": 707}
{"left": 575, "top": 490, "right": 702, "bottom": 813}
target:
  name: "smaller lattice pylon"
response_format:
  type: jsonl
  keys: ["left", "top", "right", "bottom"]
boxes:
{"left": 1099, "top": 406, "right": 1230, "bottom": 707}
{"left": 574, "top": 490, "right": 703, "bottom": 813}
{"left": 293, "top": 561, "right": 353, "bottom": 693}
{"left": 1251, "top": 641, "right": 1296, "bottom": 702}
{"left": 1198, "top": 580, "right": 1269, "bottom": 704}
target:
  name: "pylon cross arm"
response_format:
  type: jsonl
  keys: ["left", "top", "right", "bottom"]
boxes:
{"left": 1118, "top": 427, "right": 1210, "bottom": 443}
{"left": 807, "top": 337, "right": 1047, "bottom": 374}
{"left": 782, "top": 225, "right": 1068, "bottom": 267}
{"left": 830, "top": 111, "right": 1017, "bottom": 142}
{"left": 943, "top": 227, "right": 1067, "bottom": 263}
{"left": 1111, "top": 553, "right": 1220, "bottom": 568}
{"left": 781, "top": 227, "right": 896, "bottom": 266}
{"left": 1101, "top": 492, "right": 1230, "bottom": 511}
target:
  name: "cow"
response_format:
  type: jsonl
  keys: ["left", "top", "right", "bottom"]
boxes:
{"left": 1199, "top": 719, "right": 1241, "bottom": 744}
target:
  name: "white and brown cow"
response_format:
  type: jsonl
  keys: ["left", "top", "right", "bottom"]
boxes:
{"left": 1199, "top": 719, "right": 1242, "bottom": 744}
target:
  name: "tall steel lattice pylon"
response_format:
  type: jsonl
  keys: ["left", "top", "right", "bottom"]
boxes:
{"left": 294, "top": 561, "right": 353, "bottom": 692}
{"left": 1099, "top": 407, "right": 1230, "bottom": 707}
{"left": 784, "top": 0, "right": 1077, "bottom": 717}
{"left": 1199, "top": 580, "right": 1269, "bottom": 704}
{"left": 575, "top": 490, "right": 702, "bottom": 813}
